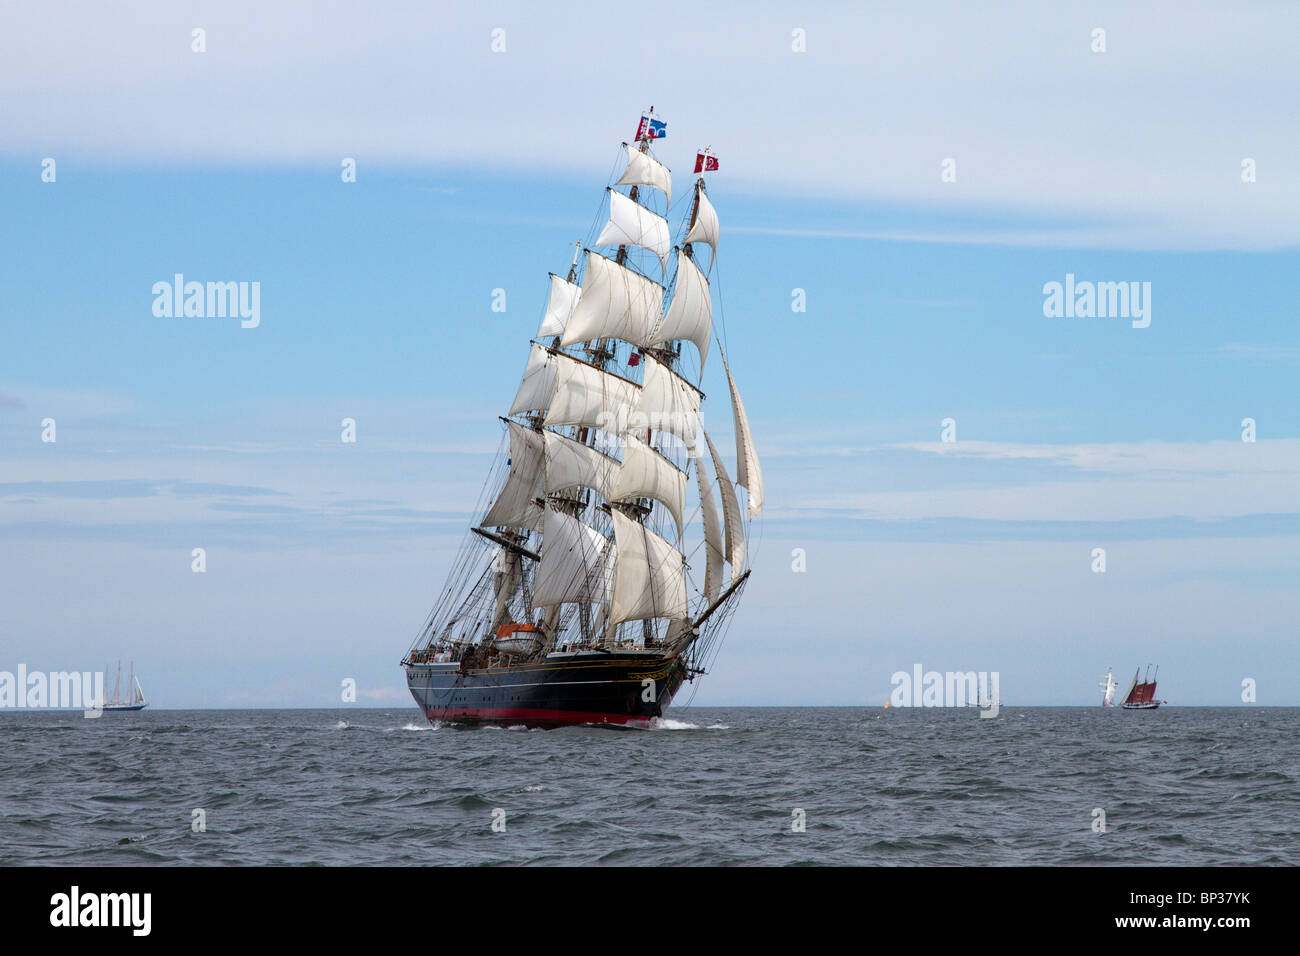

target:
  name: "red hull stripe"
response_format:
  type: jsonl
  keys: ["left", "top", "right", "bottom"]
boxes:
{"left": 427, "top": 706, "right": 646, "bottom": 725}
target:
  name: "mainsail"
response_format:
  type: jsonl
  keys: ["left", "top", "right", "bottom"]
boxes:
{"left": 609, "top": 509, "right": 689, "bottom": 625}
{"left": 407, "top": 123, "right": 761, "bottom": 667}
{"left": 533, "top": 507, "right": 612, "bottom": 608}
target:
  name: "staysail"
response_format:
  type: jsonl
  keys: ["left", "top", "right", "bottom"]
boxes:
{"left": 696, "top": 450, "right": 724, "bottom": 602}
{"left": 704, "top": 429, "right": 745, "bottom": 573}
{"left": 724, "top": 358, "right": 764, "bottom": 518}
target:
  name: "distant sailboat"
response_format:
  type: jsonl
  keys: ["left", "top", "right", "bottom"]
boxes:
{"left": 1099, "top": 667, "right": 1117, "bottom": 707}
{"left": 103, "top": 660, "right": 148, "bottom": 712}
{"left": 1119, "top": 664, "right": 1164, "bottom": 710}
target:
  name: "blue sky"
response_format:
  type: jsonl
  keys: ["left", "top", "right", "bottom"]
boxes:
{"left": 1, "top": 1, "right": 1297, "bottom": 708}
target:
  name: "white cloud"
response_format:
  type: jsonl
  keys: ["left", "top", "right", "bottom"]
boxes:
{"left": 769, "top": 439, "right": 1300, "bottom": 522}
{"left": 895, "top": 439, "right": 1300, "bottom": 476}
{"left": 3, "top": 2, "right": 1297, "bottom": 248}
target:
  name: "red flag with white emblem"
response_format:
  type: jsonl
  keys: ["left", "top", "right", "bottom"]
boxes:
{"left": 694, "top": 152, "right": 719, "bottom": 174}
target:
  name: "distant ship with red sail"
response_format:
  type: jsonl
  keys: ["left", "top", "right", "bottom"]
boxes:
{"left": 1118, "top": 665, "right": 1165, "bottom": 710}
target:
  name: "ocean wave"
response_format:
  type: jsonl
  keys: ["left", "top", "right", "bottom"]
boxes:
{"left": 8, "top": 706, "right": 1298, "bottom": 866}
{"left": 624, "top": 717, "right": 731, "bottom": 731}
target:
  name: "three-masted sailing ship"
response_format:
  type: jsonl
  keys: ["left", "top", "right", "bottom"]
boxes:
{"left": 1118, "top": 665, "right": 1164, "bottom": 710}
{"left": 402, "top": 115, "right": 763, "bottom": 727}
{"left": 103, "top": 660, "right": 148, "bottom": 712}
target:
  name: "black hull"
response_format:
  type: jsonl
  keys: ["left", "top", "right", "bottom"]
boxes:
{"left": 405, "top": 652, "right": 687, "bottom": 728}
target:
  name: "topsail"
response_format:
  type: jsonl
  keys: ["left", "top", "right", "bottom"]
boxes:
{"left": 561, "top": 252, "right": 664, "bottom": 350}
{"left": 615, "top": 143, "right": 672, "bottom": 206}
{"left": 543, "top": 351, "right": 640, "bottom": 431}
{"left": 595, "top": 189, "right": 671, "bottom": 271}
{"left": 538, "top": 273, "right": 581, "bottom": 339}
{"left": 685, "top": 184, "right": 719, "bottom": 270}
{"left": 482, "top": 421, "right": 545, "bottom": 531}
{"left": 651, "top": 252, "right": 712, "bottom": 370}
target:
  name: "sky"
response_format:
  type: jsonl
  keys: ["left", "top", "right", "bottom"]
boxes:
{"left": 1, "top": 1, "right": 1297, "bottom": 709}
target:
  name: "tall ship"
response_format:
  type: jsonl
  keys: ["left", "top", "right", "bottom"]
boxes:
{"left": 103, "top": 660, "right": 148, "bottom": 712}
{"left": 402, "top": 112, "right": 763, "bottom": 728}
{"left": 1099, "top": 667, "right": 1117, "bottom": 706}
{"left": 1119, "top": 665, "right": 1164, "bottom": 710}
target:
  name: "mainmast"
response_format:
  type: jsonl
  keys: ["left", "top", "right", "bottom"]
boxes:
{"left": 606, "top": 118, "right": 653, "bottom": 646}
{"left": 575, "top": 127, "right": 661, "bottom": 644}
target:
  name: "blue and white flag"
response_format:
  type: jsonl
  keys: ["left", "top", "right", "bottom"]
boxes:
{"left": 635, "top": 115, "right": 667, "bottom": 141}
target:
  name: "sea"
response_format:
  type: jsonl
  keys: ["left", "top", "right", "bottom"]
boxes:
{"left": 2, "top": 706, "right": 1296, "bottom": 866}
